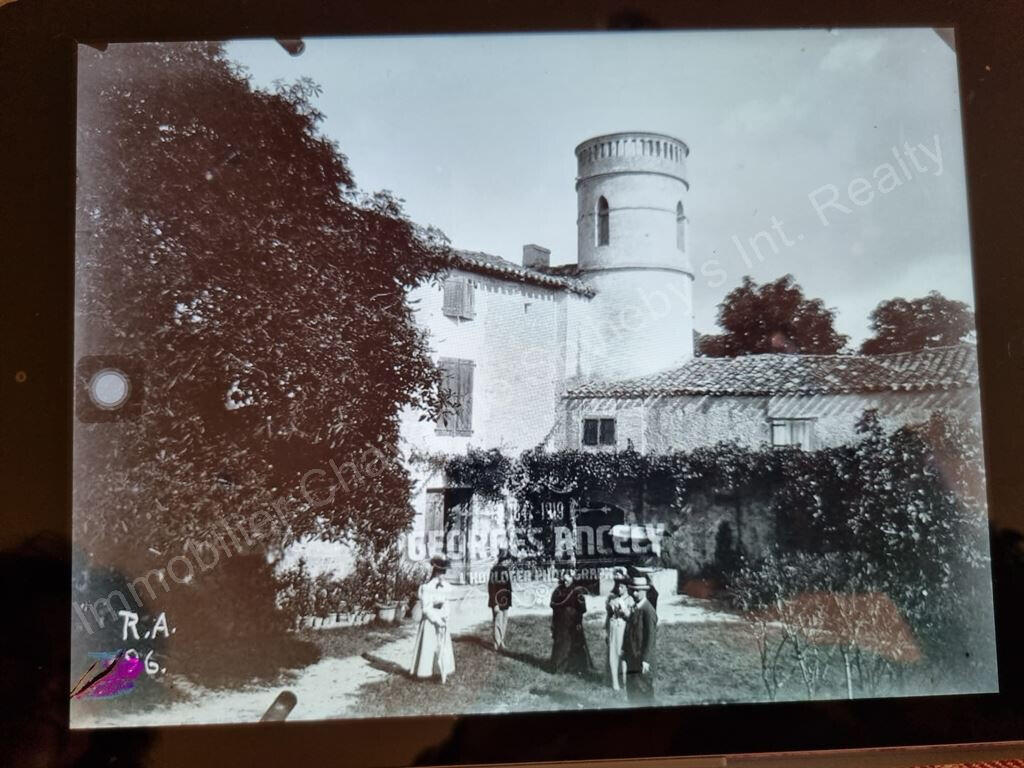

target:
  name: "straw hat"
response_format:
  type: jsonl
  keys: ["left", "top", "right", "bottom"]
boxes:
{"left": 625, "top": 574, "right": 651, "bottom": 591}
{"left": 429, "top": 554, "right": 450, "bottom": 571}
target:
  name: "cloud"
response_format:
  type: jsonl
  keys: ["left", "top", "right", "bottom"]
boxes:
{"left": 723, "top": 93, "right": 806, "bottom": 135}
{"left": 819, "top": 37, "right": 886, "bottom": 72}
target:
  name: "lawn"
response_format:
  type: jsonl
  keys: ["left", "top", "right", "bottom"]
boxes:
{"left": 349, "top": 610, "right": 963, "bottom": 717}
{"left": 299, "top": 620, "right": 408, "bottom": 662}
{"left": 351, "top": 613, "right": 776, "bottom": 717}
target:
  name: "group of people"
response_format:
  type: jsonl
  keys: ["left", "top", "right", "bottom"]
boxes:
{"left": 548, "top": 565, "right": 659, "bottom": 701}
{"left": 408, "top": 550, "right": 660, "bottom": 702}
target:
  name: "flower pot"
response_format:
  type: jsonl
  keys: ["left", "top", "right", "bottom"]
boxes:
{"left": 376, "top": 601, "right": 400, "bottom": 623}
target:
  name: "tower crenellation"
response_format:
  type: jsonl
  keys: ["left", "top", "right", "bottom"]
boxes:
{"left": 575, "top": 132, "right": 689, "bottom": 185}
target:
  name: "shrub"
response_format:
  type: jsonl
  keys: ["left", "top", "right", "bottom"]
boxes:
{"left": 158, "top": 552, "right": 321, "bottom": 687}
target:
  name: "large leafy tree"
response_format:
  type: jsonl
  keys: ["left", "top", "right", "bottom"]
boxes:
{"left": 697, "top": 275, "right": 848, "bottom": 357}
{"left": 74, "top": 43, "right": 450, "bottom": 572}
{"left": 860, "top": 290, "right": 975, "bottom": 354}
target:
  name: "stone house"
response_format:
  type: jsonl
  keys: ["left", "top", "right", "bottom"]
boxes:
{"left": 392, "top": 131, "right": 980, "bottom": 582}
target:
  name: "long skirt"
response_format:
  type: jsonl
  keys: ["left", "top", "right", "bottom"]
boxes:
{"left": 551, "top": 621, "right": 594, "bottom": 674}
{"left": 607, "top": 617, "right": 627, "bottom": 688}
{"left": 409, "top": 618, "right": 455, "bottom": 679}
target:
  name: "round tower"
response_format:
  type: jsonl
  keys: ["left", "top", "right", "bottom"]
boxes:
{"left": 575, "top": 131, "right": 694, "bottom": 381}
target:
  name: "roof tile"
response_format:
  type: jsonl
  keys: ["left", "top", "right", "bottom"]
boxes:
{"left": 566, "top": 344, "right": 978, "bottom": 398}
{"left": 451, "top": 250, "right": 594, "bottom": 296}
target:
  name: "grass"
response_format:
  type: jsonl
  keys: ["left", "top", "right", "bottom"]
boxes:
{"left": 351, "top": 613, "right": 778, "bottom": 717}
{"left": 348, "top": 611, "right": 970, "bottom": 717}
{"left": 299, "top": 619, "right": 408, "bottom": 661}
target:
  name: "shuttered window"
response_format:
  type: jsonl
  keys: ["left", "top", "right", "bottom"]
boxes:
{"left": 436, "top": 358, "right": 474, "bottom": 436}
{"left": 442, "top": 277, "right": 475, "bottom": 319}
{"left": 582, "top": 417, "right": 616, "bottom": 447}
{"left": 770, "top": 418, "right": 815, "bottom": 449}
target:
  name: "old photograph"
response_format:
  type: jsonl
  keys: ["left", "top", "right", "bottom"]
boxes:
{"left": 70, "top": 28, "right": 997, "bottom": 727}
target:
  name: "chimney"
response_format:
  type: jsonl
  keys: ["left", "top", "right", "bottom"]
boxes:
{"left": 522, "top": 244, "right": 551, "bottom": 270}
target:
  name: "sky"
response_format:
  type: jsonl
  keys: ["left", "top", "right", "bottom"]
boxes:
{"left": 226, "top": 28, "right": 974, "bottom": 346}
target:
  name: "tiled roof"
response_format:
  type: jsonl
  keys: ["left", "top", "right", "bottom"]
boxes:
{"left": 451, "top": 250, "right": 594, "bottom": 296}
{"left": 565, "top": 344, "right": 978, "bottom": 399}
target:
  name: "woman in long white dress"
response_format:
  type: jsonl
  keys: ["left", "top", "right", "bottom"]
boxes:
{"left": 409, "top": 555, "right": 456, "bottom": 683}
{"left": 605, "top": 569, "right": 634, "bottom": 690}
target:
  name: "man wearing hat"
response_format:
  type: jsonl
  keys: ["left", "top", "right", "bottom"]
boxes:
{"left": 623, "top": 573, "right": 658, "bottom": 702}
{"left": 487, "top": 546, "right": 514, "bottom": 651}
{"left": 627, "top": 562, "right": 659, "bottom": 610}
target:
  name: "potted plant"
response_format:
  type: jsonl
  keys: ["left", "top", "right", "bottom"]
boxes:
{"left": 367, "top": 542, "right": 403, "bottom": 623}
{"left": 395, "top": 559, "right": 430, "bottom": 621}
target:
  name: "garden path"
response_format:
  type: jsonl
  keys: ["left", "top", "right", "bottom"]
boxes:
{"left": 76, "top": 585, "right": 736, "bottom": 727}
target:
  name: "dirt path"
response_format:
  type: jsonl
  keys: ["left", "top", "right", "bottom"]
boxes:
{"left": 77, "top": 589, "right": 737, "bottom": 727}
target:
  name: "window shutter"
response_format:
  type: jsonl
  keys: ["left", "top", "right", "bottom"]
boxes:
{"left": 456, "top": 360, "right": 473, "bottom": 433}
{"left": 442, "top": 279, "right": 463, "bottom": 318}
{"left": 442, "top": 278, "right": 474, "bottom": 319}
{"left": 599, "top": 418, "right": 616, "bottom": 446}
{"left": 792, "top": 420, "right": 813, "bottom": 449}
{"left": 439, "top": 360, "right": 458, "bottom": 431}
{"left": 582, "top": 419, "right": 599, "bottom": 446}
{"left": 425, "top": 491, "right": 445, "bottom": 540}
{"left": 462, "top": 280, "right": 475, "bottom": 318}
{"left": 771, "top": 421, "right": 788, "bottom": 446}
{"left": 434, "top": 360, "right": 458, "bottom": 434}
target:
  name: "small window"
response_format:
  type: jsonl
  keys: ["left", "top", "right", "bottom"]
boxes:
{"left": 582, "top": 417, "right": 616, "bottom": 447}
{"left": 770, "top": 418, "right": 814, "bottom": 449}
{"left": 442, "top": 277, "right": 475, "bottom": 320}
{"left": 597, "top": 196, "right": 609, "bottom": 246}
{"left": 676, "top": 201, "right": 686, "bottom": 252}
{"left": 436, "top": 358, "right": 474, "bottom": 436}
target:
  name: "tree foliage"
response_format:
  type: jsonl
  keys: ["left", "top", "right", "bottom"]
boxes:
{"left": 74, "top": 43, "right": 451, "bottom": 570}
{"left": 860, "top": 290, "right": 975, "bottom": 354}
{"left": 697, "top": 275, "right": 849, "bottom": 357}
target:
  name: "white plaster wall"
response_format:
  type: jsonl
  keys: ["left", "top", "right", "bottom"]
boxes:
{"left": 576, "top": 268, "right": 694, "bottom": 380}
{"left": 398, "top": 270, "right": 591, "bottom": 571}
{"left": 577, "top": 173, "right": 690, "bottom": 273}
{"left": 561, "top": 390, "right": 981, "bottom": 452}
{"left": 399, "top": 269, "right": 588, "bottom": 456}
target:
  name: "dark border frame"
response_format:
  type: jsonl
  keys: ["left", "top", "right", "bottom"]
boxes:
{"left": 2, "top": 1, "right": 1023, "bottom": 766}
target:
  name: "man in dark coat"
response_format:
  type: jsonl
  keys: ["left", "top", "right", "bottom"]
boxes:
{"left": 623, "top": 574, "right": 658, "bottom": 702}
{"left": 549, "top": 570, "right": 594, "bottom": 674}
{"left": 487, "top": 547, "right": 513, "bottom": 651}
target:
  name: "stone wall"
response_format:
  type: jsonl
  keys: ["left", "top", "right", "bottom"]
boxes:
{"left": 561, "top": 388, "right": 981, "bottom": 452}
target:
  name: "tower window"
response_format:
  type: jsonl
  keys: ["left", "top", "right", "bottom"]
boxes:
{"left": 597, "top": 196, "right": 609, "bottom": 246}
{"left": 676, "top": 201, "right": 686, "bottom": 252}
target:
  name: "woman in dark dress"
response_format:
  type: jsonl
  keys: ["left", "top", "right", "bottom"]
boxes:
{"left": 549, "top": 570, "right": 594, "bottom": 674}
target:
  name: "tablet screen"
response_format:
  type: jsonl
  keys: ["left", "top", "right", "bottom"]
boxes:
{"left": 70, "top": 28, "right": 996, "bottom": 728}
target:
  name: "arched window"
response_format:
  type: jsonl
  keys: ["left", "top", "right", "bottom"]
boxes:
{"left": 676, "top": 201, "right": 686, "bottom": 251}
{"left": 597, "top": 196, "right": 609, "bottom": 246}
